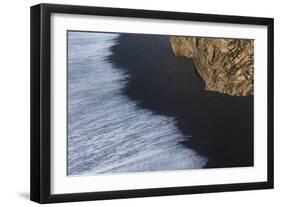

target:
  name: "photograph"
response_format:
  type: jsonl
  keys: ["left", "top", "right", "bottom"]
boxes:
{"left": 67, "top": 31, "right": 254, "bottom": 176}
{"left": 30, "top": 3, "right": 273, "bottom": 203}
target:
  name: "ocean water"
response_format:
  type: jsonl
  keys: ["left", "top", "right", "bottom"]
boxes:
{"left": 67, "top": 32, "right": 207, "bottom": 175}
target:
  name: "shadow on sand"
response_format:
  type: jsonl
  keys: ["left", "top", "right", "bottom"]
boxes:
{"left": 110, "top": 34, "right": 254, "bottom": 168}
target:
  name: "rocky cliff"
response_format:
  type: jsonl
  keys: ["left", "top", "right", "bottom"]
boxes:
{"left": 170, "top": 36, "right": 254, "bottom": 96}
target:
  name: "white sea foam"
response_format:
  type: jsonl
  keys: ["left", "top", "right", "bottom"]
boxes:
{"left": 68, "top": 32, "right": 207, "bottom": 175}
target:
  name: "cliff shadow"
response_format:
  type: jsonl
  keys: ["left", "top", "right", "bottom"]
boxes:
{"left": 109, "top": 33, "right": 254, "bottom": 168}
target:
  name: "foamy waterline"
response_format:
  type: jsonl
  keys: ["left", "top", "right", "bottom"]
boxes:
{"left": 67, "top": 32, "right": 207, "bottom": 175}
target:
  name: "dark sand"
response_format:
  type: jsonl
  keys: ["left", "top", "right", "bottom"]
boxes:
{"left": 110, "top": 33, "right": 254, "bottom": 168}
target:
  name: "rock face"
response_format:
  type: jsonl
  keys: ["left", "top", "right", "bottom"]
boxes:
{"left": 170, "top": 36, "right": 254, "bottom": 96}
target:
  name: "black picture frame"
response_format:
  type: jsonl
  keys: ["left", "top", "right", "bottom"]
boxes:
{"left": 30, "top": 3, "right": 274, "bottom": 204}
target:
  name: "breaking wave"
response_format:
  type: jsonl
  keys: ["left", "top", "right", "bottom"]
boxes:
{"left": 67, "top": 32, "right": 207, "bottom": 175}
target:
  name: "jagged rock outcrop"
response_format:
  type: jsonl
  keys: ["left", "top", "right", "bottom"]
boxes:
{"left": 170, "top": 36, "right": 254, "bottom": 96}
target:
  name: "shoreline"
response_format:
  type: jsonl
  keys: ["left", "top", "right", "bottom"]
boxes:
{"left": 68, "top": 32, "right": 207, "bottom": 175}
{"left": 110, "top": 33, "right": 254, "bottom": 169}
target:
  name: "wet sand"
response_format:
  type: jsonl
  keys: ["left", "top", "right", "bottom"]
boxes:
{"left": 110, "top": 33, "right": 254, "bottom": 168}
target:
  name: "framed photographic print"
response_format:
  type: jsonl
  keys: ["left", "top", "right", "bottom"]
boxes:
{"left": 30, "top": 3, "right": 274, "bottom": 203}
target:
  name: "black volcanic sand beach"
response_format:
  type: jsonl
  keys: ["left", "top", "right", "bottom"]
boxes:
{"left": 110, "top": 33, "right": 254, "bottom": 168}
